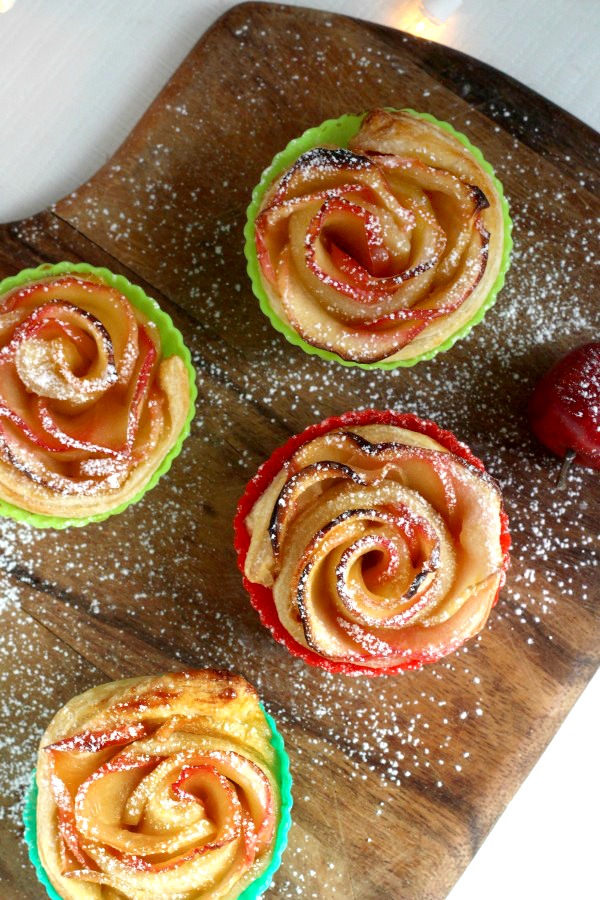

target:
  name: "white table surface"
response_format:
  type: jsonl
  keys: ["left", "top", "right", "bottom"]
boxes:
{"left": 0, "top": 2, "right": 598, "bottom": 898}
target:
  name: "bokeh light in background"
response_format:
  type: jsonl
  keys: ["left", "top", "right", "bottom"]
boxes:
{"left": 395, "top": 0, "right": 463, "bottom": 40}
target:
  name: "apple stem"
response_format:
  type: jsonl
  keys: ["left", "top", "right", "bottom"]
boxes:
{"left": 556, "top": 449, "right": 576, "bottom": 490}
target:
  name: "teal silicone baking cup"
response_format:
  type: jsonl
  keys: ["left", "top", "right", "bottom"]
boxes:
{"left": 244, "top": 109, "right": 513, "bottom": 370}
{"left": 23, "top": 707, "right": 292, "bottom": 900}
{"left": 0, "top": 261, "right": 197, "bottom": 528}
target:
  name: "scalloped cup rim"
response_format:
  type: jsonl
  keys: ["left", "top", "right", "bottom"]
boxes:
{"left": 0, "top": 261, "right": 197, "bottom": 529}
{"left": 244, "top": 108, "right": 513, "bottom": 370}
{"left": 234, "top": 409, "right": 511, "bottom": 676}
{"left": 23, "top": 703, "right": 292, "bottom": 900}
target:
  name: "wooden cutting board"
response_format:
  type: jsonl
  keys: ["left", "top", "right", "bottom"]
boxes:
{"left": 0, "top": 3, "right": 598, "bottom": 898}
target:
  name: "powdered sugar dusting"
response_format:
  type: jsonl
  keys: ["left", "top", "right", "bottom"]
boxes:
{"left": 1, "top": 9, "right": 598, "bottom": 896}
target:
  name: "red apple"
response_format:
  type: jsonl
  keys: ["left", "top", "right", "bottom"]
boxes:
{"left": 528, "top": 342, "right": 600, "bottom": 487}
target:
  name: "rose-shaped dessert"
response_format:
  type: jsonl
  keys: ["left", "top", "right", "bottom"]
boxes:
{"left": 236, "top": 411, "right": 510, "bottom": 674}
{"left": 0, "top": 263, "right": 194, "bottom": 525}
{"left": 249, "top": 109, "right": 511, "bottom": 367}
{"left": 30, "top": 670, "right": 291, "bottom": 900}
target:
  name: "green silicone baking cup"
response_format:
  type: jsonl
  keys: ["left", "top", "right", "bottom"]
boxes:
{"left": 0, "top": 261, "right": 197, "bottom": 529}
{"left": 23, "top": 707, "right": 292, "bottom": 900}
{"left": 244, "top": 108, "right": 513, "bottom": 370}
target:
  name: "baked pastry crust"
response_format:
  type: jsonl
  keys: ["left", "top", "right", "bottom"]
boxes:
{"left": 36, "top": 670, "right": 280, "bottom": 900}
{"left": 244, "top": 421, "right": 506, "bottom": 669}
{"left": 255, "top": 109, "right": 506, "bottom": 363}
{"left": 0, "top": 273, "right": 190, "bottom": 518}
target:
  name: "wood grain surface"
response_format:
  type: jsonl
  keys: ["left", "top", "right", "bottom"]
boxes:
{"left": 0, "top": 3, "right": 598, "bottom": 898}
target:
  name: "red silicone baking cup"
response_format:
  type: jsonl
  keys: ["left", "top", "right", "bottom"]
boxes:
{"left": 234, "top": 410, "right": 511, "bottom": 676}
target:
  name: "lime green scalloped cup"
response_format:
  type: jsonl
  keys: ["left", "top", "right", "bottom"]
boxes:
{"left": 23, "top": 708, "right": 293, "bottom": 900}
{"left": 244, "top": 109, "right": 513, "bottom": 370}
{"left": 0, "top": 262, "right": 197, "bottom": 529}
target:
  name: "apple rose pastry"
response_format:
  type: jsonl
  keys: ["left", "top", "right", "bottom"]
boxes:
{"left": 0, "top": 264, "right": 194, "bottom": 524}
{"left": 32, "top": 670, "right": 290, "bottom": 900}
{"left": 250, "top": 109, "right": 510, "bottom": 366}
{"left": 236, "top": 411, "right": 510, "bottom": 674}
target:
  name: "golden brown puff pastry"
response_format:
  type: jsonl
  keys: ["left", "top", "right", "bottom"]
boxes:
{"left": 244, "top": 423, "right": 506, "bottom": 669}
{"left": 0, "top": 273, "right": 190, "bottom": 518}
{"left": 35, "top": 670, "right": 280, "bottom": 900}
{"left": 255, "top": 109, "right": 506, "bottom": 363}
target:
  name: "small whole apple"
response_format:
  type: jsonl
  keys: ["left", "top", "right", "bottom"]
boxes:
{"left": 528, "top": 342, "right": 600, "bottom": 487}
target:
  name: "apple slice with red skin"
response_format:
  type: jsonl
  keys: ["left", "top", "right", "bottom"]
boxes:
{"left": 276, "top": 217, "right": 489, "bottom": 362}
{"left": 195, "top": 751, "right": 276, "bottom": 854}
{"left": 0, "top": 322, "right": 158, "bottom": 492}
{"left": 44, "top": 724, "right": 150, "bottom": 870}
{"left": 268, "top": 438, "right": 465, "bottom": 559}
{"left": 62, "top": 749, "right": 274, "bottom": 889}
{"left": 0, "top": 302, "right": 118, "bottom": 456}
{"left": 300, "top": 210, "right": 486, "bottom": 332}
{"left": 66, "top": 819, "right": 250, "bottom": 896}
{"left": 44, "top": 724, "right": 148, "bottom": 755}
{"left": 363, "top": 217, "right": 489, "bottom": 329}
{"left": 1, "top": 276, "right": 138, "bottom": 384}
{"left": 76, "top": 755, "right": 243, "bottom": 872}
{"left": 257, "top": 147, "right": 417, "bottom": 288}
{"left": 277, "top": 248, "right": 428, "bottom": 362}
{"left": 74, "top": 754, "right": 163, "bottom": 850}
{"left": 304, "top": 195, "right": 439, "bottom": 303}
{"left": 45, "top": 764, "right": 92, "bottom": 869}
{"left": 269, "top": 460, "right": 365, "bottom": 556}
{"left": 334, "top": 506, "right": 441, "bottom": 627}
{"left": 280, "top": 429, "right": 466, "bottom": 534}
{"left": 35, "top": 321, "right": 157, "bottom": 458}
{"left": 528, "top": 342, "right": 600, "bottom": 487}
{"left": 172, "top": 754, "right": 275, "bottom": 858}
{"left": 270, "top": 146, "right": 402, "bottom": 207}
{"left": 295, "top": 507, "right": 442, "bottom": 657}
{"left": 303, "top": 150, "right": 491, "bottom": 305}
{"left": 256, "top": 145, "right": 491, "bottom": 362}
{"left": 256, "top": 182, "right": 384, "bottom": 286}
